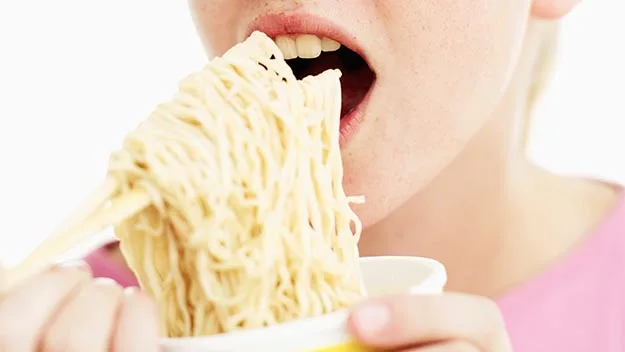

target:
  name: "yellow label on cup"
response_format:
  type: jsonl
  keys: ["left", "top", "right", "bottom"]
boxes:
{"left": 312, "top": 341, "right": 371, "bottom": 352}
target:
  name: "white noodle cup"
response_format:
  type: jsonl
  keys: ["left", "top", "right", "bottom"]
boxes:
{"left": 160, "top": 256, "right": 447, "bottom": 352}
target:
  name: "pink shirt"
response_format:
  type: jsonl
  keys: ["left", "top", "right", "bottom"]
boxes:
{"left": 84, "top": 193, "right": 625, "bottom": 351}
{"left": 84, "top": 243, "right": 139, "bottom": 288}
{"left": 498, "top": 192, "right": 625, "bottom": 351}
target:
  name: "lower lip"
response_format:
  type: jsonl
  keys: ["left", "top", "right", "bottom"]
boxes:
{"left": 338, "top": 82, "right": 375, "bottom": 147}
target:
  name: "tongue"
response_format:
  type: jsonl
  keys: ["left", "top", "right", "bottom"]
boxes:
{"left": 298, "top": 52, "right": 371, "bottom": 117}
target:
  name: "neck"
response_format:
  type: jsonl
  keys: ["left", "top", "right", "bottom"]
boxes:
{"left": 358, "top": 21, "right": 620, "bottom": 297}
{"left": 359, "top": 95, "right": 525, "bottom": 296}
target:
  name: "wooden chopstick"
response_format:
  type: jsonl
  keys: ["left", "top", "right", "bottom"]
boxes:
{"left": 2, "top": 183, "right": 152, "bottom": 292}
{"left": 50, "top": 178, "right": 119, "bottom": 239}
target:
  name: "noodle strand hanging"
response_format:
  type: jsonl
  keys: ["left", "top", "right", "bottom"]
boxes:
{"left": 108, "top": 32, "right": 363, "bottom": 338}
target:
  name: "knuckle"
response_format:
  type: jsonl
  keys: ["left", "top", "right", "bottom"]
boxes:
{"left": 40, "top": 280, "right": 123, "bottom": 352}
{"left": 0, "top": 268, "right": 94, "bottom": 352}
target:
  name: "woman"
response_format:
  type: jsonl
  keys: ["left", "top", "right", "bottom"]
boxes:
{"left": 1, "top": 0, "right": 623, "bottom": 351}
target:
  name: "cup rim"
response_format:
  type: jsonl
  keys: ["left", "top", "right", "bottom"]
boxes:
{"left": 358, "top": 256, "right": 447, "bottom": 294}
{"left": 160, "top": 256, "right": 446, "bottom": 348}
{"left": 160, "top": 310, "right": 349, "bottom": 348}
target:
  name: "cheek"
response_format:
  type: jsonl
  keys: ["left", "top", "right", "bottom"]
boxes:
{"left": 188, "top": 0, "right": 244, "bottom": 56}
{"left": 342, "top": 1, "right": 530, "bottom": 226}
{"left": 389, "top": 1, "right": 531, "bottom": 127}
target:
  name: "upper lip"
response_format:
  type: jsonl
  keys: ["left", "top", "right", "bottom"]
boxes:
{"left": 246, "top": 13, "right": 372, "bottom": 67}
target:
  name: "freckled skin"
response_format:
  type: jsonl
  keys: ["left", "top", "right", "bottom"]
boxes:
{"left": 188, "top": 0, "right": 531, "bottom": 227}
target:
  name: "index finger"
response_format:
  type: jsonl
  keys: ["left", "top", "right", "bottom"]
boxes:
{"left": 0, "top": 262, "right": 91, "bottom": 350}
{"left": 347, "top": 292, "right": 512, "bottom": 351}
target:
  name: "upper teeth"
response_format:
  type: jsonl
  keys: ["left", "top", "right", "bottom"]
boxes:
{"left": 273, "top": 34, "right": 341, "bottom": 60}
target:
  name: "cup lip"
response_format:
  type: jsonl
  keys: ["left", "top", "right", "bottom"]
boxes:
{"left": 160, "top": 310, "right": 349, "bottom": 348}
{"left": 159, "top": 256, "right": 446, "bottom": 348}
{"left": 358, "top": 255, "right": 448, "bottom": 294}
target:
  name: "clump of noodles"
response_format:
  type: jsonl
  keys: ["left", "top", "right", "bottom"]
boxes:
{"left": 108, "top": 31, "right": 364, "bottom": 338}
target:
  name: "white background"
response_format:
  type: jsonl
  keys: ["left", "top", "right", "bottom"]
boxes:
{"left": 0, "top": 1, "right": 623, "bottom": 266}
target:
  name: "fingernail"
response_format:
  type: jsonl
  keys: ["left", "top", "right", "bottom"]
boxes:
{"left": 352, "top": 303, "right": 390, "bottom": 335}
{"left": 57, "top": 260, "right": 91, "bottom": 272}
{"left": 93, "top": 277, "right": 118, "bottom": 286}
{"left": 124, "top": 286, "right": 140, "bottom": 296}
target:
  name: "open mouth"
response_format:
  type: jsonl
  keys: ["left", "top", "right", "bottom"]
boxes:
{"left": 272, "top": 34, "right": 376, "bottom": 119}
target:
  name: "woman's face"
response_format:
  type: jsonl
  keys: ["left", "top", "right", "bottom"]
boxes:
{"left": 189, "top": 0, "right": 531, "bottom": 227}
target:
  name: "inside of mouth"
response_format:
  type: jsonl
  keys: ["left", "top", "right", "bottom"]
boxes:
{"left": 286, "top": 47, "right": 375, "bottom": 118}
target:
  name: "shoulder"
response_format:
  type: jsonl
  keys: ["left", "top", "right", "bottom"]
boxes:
{"left": 499, "top": 188, "right": 625, "bottom": 351}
